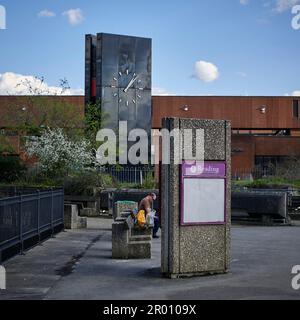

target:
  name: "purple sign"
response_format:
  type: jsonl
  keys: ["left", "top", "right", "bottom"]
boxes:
{"left": 181, "top": 160, "right": 227, "bottom": 225}
{"left": 182, "top": 161, "right": 226, "bottom": 178}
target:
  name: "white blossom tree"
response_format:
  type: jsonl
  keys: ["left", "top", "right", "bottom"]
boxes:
{"left": 25, "top": 128, "right": 93, "bottom": 177}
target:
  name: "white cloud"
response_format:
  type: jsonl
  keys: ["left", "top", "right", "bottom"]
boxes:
{"left": 0, "top": 72, "right": 83, "bottom": 96}
{"left": 38, "top": 10, "right": 56, "bottom": 18}
{"left": 240, "top": 0, "right": 249, "bottom": 5}
{"left": 62, "top": 8, "right": 84, "bottom": 26}
{"left": 274, "top": 0, "right": 300, "bottom": 12}
{"left": 193, "top": 60, "right": 219, "bottom": 83}
{"left": 152, "top": 87, "right": 173, "bottom": 96}
{"left": 284, "top": 90, "right": 300, "bottom": 96}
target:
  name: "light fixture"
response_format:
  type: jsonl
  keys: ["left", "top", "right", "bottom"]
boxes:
{"left": 258, "top": 105, "right": 266, "bottom": 114}
{"left": 21, "top": 107, "right": 27, "bottom": 111}
{"left": 181, "top": 105, "right": 190, "bottom": 112}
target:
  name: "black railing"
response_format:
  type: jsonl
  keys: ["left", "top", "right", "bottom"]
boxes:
{"left": 0, "top": 186, "right": 57, "bottom": 198}
{"left": 0, "top": 188, "right": 64, "bottom": 263}
{"left": 99, "top": 166, "right": 155, "bottom": 184}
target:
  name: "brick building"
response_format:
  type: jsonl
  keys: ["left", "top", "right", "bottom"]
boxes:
{"left": 1, "top": 95, "right": 300, "bottom": 176}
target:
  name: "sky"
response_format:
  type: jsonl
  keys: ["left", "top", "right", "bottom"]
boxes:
{"left": 0, "top": 0, "right": 300, "bottom": 96}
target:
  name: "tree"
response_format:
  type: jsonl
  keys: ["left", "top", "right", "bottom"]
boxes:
{"left": 276, "top": 156, "right": 300, "bottom": 180}
{"left": 2, "top": 77, "right": 84, "bottom": 139}
{"left": 25, "top": 128, "right": 93, "bottom": 178}
{"left": 0, "top": 135, "right": 14, "bottom": 154}
{"left": 84, "top": 99, "right": 110, "bottom": 149}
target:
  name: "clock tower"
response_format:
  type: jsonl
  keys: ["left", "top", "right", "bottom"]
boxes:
{"left": 85, "top": 33, "right": 152, "bottom": 135}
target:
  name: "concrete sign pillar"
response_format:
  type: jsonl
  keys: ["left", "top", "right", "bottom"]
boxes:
{"left": 161, "top": 118, "right": 231, "bottom": 278}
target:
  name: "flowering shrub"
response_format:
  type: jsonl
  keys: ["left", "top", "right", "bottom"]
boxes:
{"left": 25, "top": 128, "right": 93, "bottom": 177}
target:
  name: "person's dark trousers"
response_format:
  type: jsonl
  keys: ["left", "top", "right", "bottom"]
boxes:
{"left": 153, "top": 214, "right": 160, "bottom": 237}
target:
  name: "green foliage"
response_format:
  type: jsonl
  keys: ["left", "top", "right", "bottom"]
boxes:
{"left": 63, "top": 170, "right": 116, "bottom": 196}
{"left": 275, "top": 157, "right": 300, "bottom": 180}
{"left": 3, "top": 76, "right": 85, "bottom": 149}
{"left": 233, "top": 157, "right": 300, "bottom": 189}
{"left": 233, "top": 177, "right": 300, "bottom": 189}
{"left": 141, "top": 171, "right": 156, "bottom": 189}
{"left": 0, "top": 136, "right": 14, "bottom": 154}
{"left": 85, "top": 99, "right": 109, "bottom": 149}
{"left": 0, "top": 156, "right": 25, "bottom": 182}
{"left": 4, "top": 96, "right": 84, "bottom": 138}
{"left": 114, "top": 170, "right": 156, "bottom": 190}
{"left": 116, "top": 182, "right": 141, "bottom": 189}
{"left": 1, "top": 168, "right": 117, "bottom": 194}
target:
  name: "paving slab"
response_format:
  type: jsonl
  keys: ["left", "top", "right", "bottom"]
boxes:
{"left": 1, "top": 219, "right": 300, "bottom": 300}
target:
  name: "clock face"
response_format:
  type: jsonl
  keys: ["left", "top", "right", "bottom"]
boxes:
{"left": 119, "top": 88, "right": 136, "bottom": 121}
{"left": 97, "top": 34, "right": 151, "bottom": 133}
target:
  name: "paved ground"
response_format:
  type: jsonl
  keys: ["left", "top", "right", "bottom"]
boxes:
{"left": 1, "top": 218, "right": 300, "bottom": 300}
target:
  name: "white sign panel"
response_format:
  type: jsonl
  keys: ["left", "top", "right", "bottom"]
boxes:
{"left": 0, "top": 265, "right": 6, "bottom": 290}
{"left": 182, "top": 178, "right": 225, "bottom": 224}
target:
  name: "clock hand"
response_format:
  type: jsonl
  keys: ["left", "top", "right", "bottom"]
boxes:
{"left": 124, "top": 76, "right": 138, "bottom": 93}
{"left": 124, "top": 75, "right": 139, "bottom": 93}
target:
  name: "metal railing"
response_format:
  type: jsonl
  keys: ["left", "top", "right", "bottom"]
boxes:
{"left": 0, "top": 188, "right": 64, "bottom": 263}
{"left": 0, "top": 186, "right": 56, "bottom": 198}
{"left": 232, "top": 168, "right": 277, "bottom": 180}
{"left": 232, "top": 166, "right": 300, "bottom": 180}
{"left": 99, "top": 166, "right": 155, "bottom": 184}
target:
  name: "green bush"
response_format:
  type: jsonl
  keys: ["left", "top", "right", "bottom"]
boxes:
{"left": 0, "top": 156, "right": 25, "bottom": 183}
{"left": 233, "top": 177, "right": 300, "bottom": 189}
{"left": 116, "top": 182, "right": 141, "bottom": 189}
{"left": 63, "top": 171, "right": 116, "bottom": 196}
{"left": 141, "top": 171, "right": 156, "bottom": 189}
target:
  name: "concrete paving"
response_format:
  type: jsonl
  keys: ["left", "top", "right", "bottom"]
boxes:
{"left": 1, "top": 218, "right": 300, "bottom": 300}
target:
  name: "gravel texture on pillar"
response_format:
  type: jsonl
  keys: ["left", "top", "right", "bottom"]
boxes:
{"left": 161, "top": 118, "right": 231, "bottom": 278}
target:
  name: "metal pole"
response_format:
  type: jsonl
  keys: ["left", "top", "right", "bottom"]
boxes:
{"left": 62, "top": 188, "right": 65, "bottom": 231}
{"left": 37, "top": 191, "right": 40, "bottom": 243}
{"left": 51, "top": 189, "right": 54, "bottom": 237}
{"left": 19, "top": 194, "right": 24, "bottom": 255}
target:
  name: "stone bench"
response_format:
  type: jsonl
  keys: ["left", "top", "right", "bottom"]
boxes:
{"left": 232, "top": 191, "right": 289, "bottom": 224}
{"left": 112, "top": 211, "right": 152, "bottom": 259}
{"left": 65, "top": 195, "right": 101, "bottom": 217}
{"left": 64, "top": 204, "right": 87, "bottom": 229}
{"left": 80, "top": 207, "right": 100, "bottom": 217}
{"left": 113, "top": 201, "right": 138, "bottom": 220}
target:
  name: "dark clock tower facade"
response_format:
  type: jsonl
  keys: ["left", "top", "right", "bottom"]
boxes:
{"left": 85, "top": 33, "right": 152, "bottom": 135}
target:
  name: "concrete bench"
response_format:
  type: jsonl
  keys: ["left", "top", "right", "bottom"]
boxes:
{"left": 64, "top": 204, "right": 87, "bottom": 229}
{"left": 113, "top": 201, "right": 138, "bottom": 220}
{"left": 112, "top": 211, "right": 152, "bottom": 259}
{"left": 64, "top": 195, "right": 101, "bottom": 217}
{"left": 232, "top": 191, "right": 289, "bottom": 224}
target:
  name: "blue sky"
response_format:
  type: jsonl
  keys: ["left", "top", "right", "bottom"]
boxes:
{"left": 0, "top": 0, "right": 300, "bottom": 96}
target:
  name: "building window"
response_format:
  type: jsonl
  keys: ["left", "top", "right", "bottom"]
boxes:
{"left": 255, "top": 156, "right": 287, "bottom": 176}
{"left": 293, "top": 100, "right": 299, "bottom": 118}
